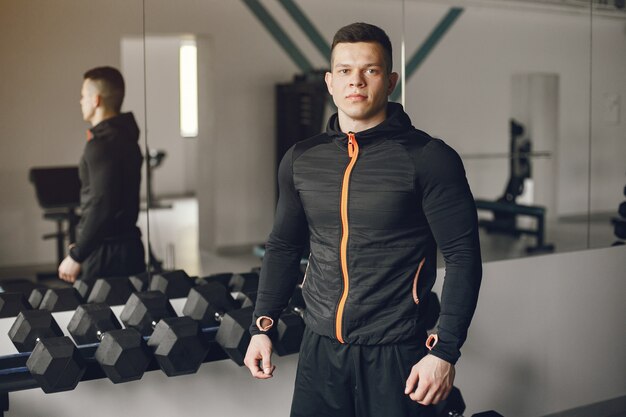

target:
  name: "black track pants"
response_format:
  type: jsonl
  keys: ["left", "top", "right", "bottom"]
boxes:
{"left": 290, "top": 327, "right": 435, "bottom": 417}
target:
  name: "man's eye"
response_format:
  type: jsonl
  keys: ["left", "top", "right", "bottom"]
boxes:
{"left": 366, "top": 69, "right": 378, "bottom": 75}
{"left": 338, "top": 69, "right": 349, "bottom": 74}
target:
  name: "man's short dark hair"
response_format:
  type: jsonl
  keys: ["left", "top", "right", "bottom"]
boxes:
{"left": 83, "top": 66, "right": 125, "bottom": 113}
{"left": 331, "top": 22, "right": 393, "bottom": 73}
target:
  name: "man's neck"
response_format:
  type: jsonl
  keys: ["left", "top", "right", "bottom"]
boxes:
{"left": 337, "top": 111, "right": 386, "bottom": 134}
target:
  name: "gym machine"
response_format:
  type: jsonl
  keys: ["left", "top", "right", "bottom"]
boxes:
{"left": 474, "top": 120, "right": 554, "bottom": 253}
{"left": 28, "top": 166, "right": 81, "bottom": 271}
{"left": 611, "top": 184, "right": 626, "bottom": 245}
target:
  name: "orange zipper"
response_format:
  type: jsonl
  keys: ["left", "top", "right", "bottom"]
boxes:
{"left": 412, "top": 258, "right": 426, "bottom": 304}
{"left": 336, "top": 132, "right": 359, "bottom": 343}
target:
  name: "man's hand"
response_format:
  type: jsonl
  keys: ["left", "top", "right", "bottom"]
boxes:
{"left": 404, "top": 354, "right": 455, "bottom": 405}
{"left": 244, "top": 334, "right": 276, "bottom": 379}
{"left": 58, "top": 255, "right": 81, "bottom": 283}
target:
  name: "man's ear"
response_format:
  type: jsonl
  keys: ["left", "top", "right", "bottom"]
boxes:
{"left": 324, "top": 71, "right": 334, "bottom": 96}
{"left": 93, "top": 94, "right": 103, "bottom": 108}
{"left": 387, "top": 72, "right": 399, "bottom": 95}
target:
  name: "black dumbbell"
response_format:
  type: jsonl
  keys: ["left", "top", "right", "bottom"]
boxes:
{"left": 273, "top": 285, "right": 306, "bottom": 356}
{"left": 67, "top": 303, "right": 150, "bottom": 383}
{"left": 130, "top": 269, "right": 260, "bottom": 301}
{"left": 434, "top": 387, "right": 504, "bottom": 417}
{"left": 0, "top": 292, "right": 32, "bottom": 318}
{"left": 128, "top": 269, "right": 196, "bottom": 299}
{"left": 436, "top": 386, "right": 466, "bottom": 417}
{"left": 34, "top": 276, "right": 136, "bottom": 312}
{"left": 119, "top": 291, "right": 209, "bottom": 376}
{"left": 121, "top": 281, "right": 257, "bottom": 368}
{"left": 618, "top": 201, "right": 626, "bottom": 218}
{"left": 196, "top": 271, "right": 260, "bottom": 295}
{"left": 8, "top": 310, "right": 85, "bottom": 393}
{"left": 184, "top": 281, "right": 256, "bottom": 366}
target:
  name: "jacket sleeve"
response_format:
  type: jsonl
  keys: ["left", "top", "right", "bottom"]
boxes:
{"left": 70, "top": 141, "right": 120, "bottom": 262}
{"left": 250, "top": 146, "right": 309, "bottom": 336}
{"left": 417, "top": 139, "right": 482, "bottom": 364}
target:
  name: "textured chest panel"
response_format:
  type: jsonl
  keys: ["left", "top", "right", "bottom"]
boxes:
{"left": 293, "top": 143, "right": 345, "bottom": 230}
{"left": 293, "top": 140, "right": 424, "bottom": 234}
{"left": 348, "top": 142, "right": 420, "bottom": 232}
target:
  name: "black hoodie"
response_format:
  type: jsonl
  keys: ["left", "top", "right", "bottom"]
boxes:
{"left": 251, "top": 103, "right": 482, "bottom": 364}
{"left": 69, "top": 112, "right": 143, "bottom": 263}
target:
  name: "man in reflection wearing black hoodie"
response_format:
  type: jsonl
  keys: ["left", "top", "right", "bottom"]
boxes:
{"left": 58, "top": 66, "right": 145, "bottom": 283}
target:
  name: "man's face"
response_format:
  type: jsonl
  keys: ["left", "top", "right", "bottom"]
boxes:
{"left": 80, "top": 79, "right": 98, "bottom": 124}
{"left": 325, "top": 42, "right": 398, "bottom": 128}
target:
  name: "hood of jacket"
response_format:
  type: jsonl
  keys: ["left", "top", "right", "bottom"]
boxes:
{"left": 325, "top": 102, "right": 414, "bottom": 146}
{"left": 89, "top": 112, "right": 140, "bottom": 143}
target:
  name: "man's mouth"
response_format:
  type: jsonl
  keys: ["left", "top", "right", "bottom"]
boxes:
{"left": 346, "top": 94, "right": 367, "bottom": 101}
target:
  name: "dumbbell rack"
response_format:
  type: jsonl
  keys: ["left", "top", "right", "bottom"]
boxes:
{"left": 0, "top": 325, "right": 229, "bottom": 416}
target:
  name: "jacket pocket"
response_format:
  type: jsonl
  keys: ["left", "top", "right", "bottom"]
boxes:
{"left": 412, "top": 258, "right": 426, "bottom": 304}
{"left": 300, "top": 252, "right": 311, "bottom": 288}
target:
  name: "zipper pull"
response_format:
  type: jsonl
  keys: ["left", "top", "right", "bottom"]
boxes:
{"left": 347, "top": 132, "right": 356, "bottom": 158}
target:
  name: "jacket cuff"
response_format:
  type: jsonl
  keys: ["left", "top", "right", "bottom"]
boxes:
{"left": 249, "top": 313, "right": 278, "bottom": 337}
{"left": 69, "top": 245, "right": 84, "bottom": 263}
{"left": 426, "top": 333, "right": 461, "bottom": 365}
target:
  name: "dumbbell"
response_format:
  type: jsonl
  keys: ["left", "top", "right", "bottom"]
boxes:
{"left": 119, "top": 291, "right": 209, "bottom": 376}
{"left": 31, "top": 276, "right": 136, "bottom": 311}
{"left": 184, "top": 281, "right": 256, "bottom": 366}
{"left": 0, "top": 292, "right": 32, "bottom": 318}
{"left": 129, "top": 269, "right": 261, "bottom": 302}
{"left": 197, "top": 271, "right": 260, "bottom": 295}
{"left": 129, "top": 269, "right": 197, "bottom": 298}
{"left": 8, "top": 310, "right": 85, "bottom": 393}
{"left": 67, "top": 303, "right": 150, "bottom": 383}
{"left": 121, "top": 281, "right": 257, "bottom": 368}
{"left": 273, "top": 285, "right": 306, "bottom": 356}
{"left": 436, "top": 386, "right": 466, "bottom": 417}
{"left": 435, "top": 387, "right": 504, "bottom": 417}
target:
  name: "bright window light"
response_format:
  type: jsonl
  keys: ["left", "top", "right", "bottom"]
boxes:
{"left": 180, "top": 39, "right": 198, "bottom": 137}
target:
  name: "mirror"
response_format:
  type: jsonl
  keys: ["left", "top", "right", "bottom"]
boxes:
{"left": 3, "top": 0, "right": 622, "bottom": 288}
{"left": 0, "top": 2, "right": 148, "bottom": 285}
{"left": 403, "top": 1, "right": 596, "bottom": 262}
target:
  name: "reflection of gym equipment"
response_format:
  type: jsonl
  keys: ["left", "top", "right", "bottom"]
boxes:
{"left": 146, "top": 148, "right": 172, "bottom": 210}
{"left": 273, "top": 71, "right": 329, "bottom": 255}
{"left": 29, "top": 167, "right": 81, "bottom": 266}
{"left": 474, "top": 120, "right": 554, "bottom": 253}
{"left": 612, "top": 184, "right": 626, "bottom": 245}
{"left": 275, "top": 71, "right": 328, "bottom": 178}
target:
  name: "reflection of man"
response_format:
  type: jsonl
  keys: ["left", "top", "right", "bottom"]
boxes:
{"left": 244, "top": 23, "right": 482, "bottom": 417}
{"left": 58, "top": 66, "right": 145, "bottom": 283}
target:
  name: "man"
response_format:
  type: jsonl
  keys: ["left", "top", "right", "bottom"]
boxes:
{"left": 244, "top": 23, "right": 482, "bottom": 417}
{"left": 58, "top": 66, "right": 145, "bottom": 283}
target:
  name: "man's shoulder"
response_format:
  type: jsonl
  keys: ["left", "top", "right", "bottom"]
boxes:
{"left": 291, "top": 132, "right": 332, "bottom": 161}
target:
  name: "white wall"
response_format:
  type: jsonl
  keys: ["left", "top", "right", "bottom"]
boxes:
{"left": 1, "top": 246, "right": 625, "bottom": 416}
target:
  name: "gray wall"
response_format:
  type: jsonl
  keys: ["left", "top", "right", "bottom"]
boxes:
{"left": 1, "top": 246, "right": 625, "bottom": 416}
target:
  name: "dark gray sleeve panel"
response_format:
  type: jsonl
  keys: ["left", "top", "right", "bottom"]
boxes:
{"left": 417, "top": 139, "right": 483, "bottom": 364}
{"left": 250, "top": 146, "right": 309, "bottom": 336}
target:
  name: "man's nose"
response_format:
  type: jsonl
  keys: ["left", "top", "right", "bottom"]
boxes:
{"left": 349, "top": 72, "right": 365, "bottom": 87}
